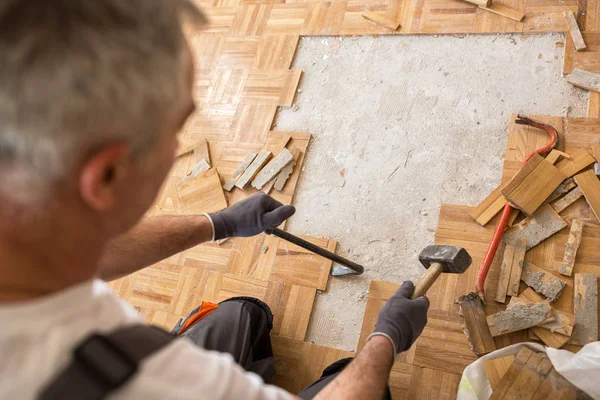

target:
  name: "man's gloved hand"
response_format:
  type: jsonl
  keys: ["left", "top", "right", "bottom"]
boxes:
{"left": 368, "top": 281, "right": 430, "bottom": 357}
{"left": 206, "top": 192, "right": 295, "bottom": 241}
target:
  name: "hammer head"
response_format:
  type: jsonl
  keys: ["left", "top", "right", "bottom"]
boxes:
{"left": 419, "top": 245, "right": 472, "bottom": 274}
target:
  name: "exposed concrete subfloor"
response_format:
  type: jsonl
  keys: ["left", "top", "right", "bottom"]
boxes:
{"left": 274, "top": 33, "right": 587, "bottom": 351}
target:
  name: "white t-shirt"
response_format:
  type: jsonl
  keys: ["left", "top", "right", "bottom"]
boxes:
{"left": 0, "top": 279, "right": 294, "bottom": 400}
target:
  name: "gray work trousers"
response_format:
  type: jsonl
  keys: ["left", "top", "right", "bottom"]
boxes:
{"left": 172, "top": 297, "right": 363, "bottom": 399}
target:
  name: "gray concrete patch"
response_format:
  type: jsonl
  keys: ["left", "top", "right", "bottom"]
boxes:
{"left": 274, "top": 33, "right": 587, "bottom": 351}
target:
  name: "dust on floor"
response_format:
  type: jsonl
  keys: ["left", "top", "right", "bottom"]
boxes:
{"left": 274, "top": 33, "right": 587, "bottom": 350}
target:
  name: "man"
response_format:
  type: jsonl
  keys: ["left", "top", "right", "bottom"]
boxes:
{"left": 0, "top": 1, "right": 430, "bottom": 399}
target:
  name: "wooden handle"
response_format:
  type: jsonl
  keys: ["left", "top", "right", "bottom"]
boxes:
{"left": 411, "top": 262, "right": 444, "bottom": 299}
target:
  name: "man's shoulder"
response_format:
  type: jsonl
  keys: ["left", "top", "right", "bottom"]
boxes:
{"left": 116, "top": 338, "right": 292, "bottom": 400}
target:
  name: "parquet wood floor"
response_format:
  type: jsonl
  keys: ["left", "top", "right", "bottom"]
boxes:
{"left": 106, "top": 1, "right": 600, "bottom": 396}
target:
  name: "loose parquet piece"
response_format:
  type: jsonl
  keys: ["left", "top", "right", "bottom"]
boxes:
{"left": 457, "top": 292, "right": 497, "bottom": 356}
{"left": 564, "top": 11, "right": 586, "bottom": 52}
{"left": 502, "top": 153, "right": 545, "bottom": 196}
{"left": 521, "top": 261, "right": 567, "bottom": 302}
{"left": 558, "top": 218, "right": 584, "bottom": 277}
{"left": 470, "top": 182, "right": 509, "bottom": 226}
{"left": 176, "top": 168, "right": 228, "bottom": 215}
{"left": 502, "top": 157, "right": 566, "bottom": 216}
{"left": 490, "top": 348, "right": 554, "bottom": 399}
{"left": 235, "top": 150, "right": 272, "bottom": 189}
{"left": 251, "top": 148, "right": 293, "bottom": 190}
{"left": 273, "top": 149, "right": 299, "bottom": 192}
{"left": 545, "top": 149, "right": 570, "bottom": 165}
{"left": 567, "top": 68, "right": 600, "bottom": 93}
{"left": 509, "top": 291, "right": 571, "bottom": 349}
{"left": 515, "top": 288, "right": 575, "bottom": 337}
{"left": 574, "top": 169, "right": 600, "bottom": 222}
{"left": 546, "top": 178, "right": 576, "bottom": 204}
{"left": 551, "top": 187, "right": 584, "bottom": 213}
{"left": 487, "top": 301, "right": 552, "bottom": 336}
{"left": 503, "top": 205, "right": 568, "bottom": 250}
{"left": 193, "top": 138, "right": 211, "bottom": 167}
{"left": 483, "top": 355, "right": 515, "bottom": 391}
{"left": 570, "top": 273, "right": 599, "bottom": 345}
{"left": 496, "top": 243, "right": 516, "bottom": 303}
{"left": 223, "top": 152, "right": 257, "bottom": 191}
{"left": 508, "top": 239, "right": 527, "bottom": 297}
{"left": 361, "top": 11, "right": 401, "bottom": 31}
{"left": 555, "top": 149, "right": 595, "bottom": 179}
{"left": 532, "top": 368, "right": 593, "bottom": 400}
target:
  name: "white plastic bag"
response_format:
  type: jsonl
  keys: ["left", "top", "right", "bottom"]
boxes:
{"left": 456, "top": 342, "right": 600, "bottom": 400}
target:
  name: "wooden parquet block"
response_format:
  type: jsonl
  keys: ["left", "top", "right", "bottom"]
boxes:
{"left": 231, "top": 4, "right": 272, "bottom": 36}
{"left": 264, "top": 280, "right": 317, "bottom": 340}
{"left": 176, "top": 168, "right": 229, "bottom": 214}
{"left": 230, "top": 104, "right": 277, "bottom": 143}
{"left": 241, "top": 69, "right": 302, "bottom": 106}
{"left": 254, "top": 35, "right": 299, "bottom": 69}
{"left": 266, "top": 235, "right": 337, "bottom": 291}
{"left": 271, "top": 335, "right": 354, "bottom": 394}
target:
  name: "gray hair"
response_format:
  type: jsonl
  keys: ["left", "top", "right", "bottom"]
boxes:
{"left": 0, "top": 0, "right": 205, "bottom": 204}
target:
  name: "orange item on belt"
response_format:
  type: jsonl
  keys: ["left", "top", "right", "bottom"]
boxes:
{"left": 177, "top": 302, "right": 218, "bottom": 335}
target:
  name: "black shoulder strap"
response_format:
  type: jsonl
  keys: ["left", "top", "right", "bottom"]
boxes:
{"left": 39, "top": 325, "right": 175, "bottom": 400}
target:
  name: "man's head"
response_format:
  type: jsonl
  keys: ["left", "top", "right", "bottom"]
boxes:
{"left": 0, "top": 0, "right": 204, "bottom": 237}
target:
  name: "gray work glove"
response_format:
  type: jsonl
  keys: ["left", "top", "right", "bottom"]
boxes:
{"left": 368, "top": 281, "right": 430, "bottom": 356}
{"left": 206, "top": 192, "right": 295, "bottom": 241}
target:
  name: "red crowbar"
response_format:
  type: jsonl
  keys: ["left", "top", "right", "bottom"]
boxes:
{"left": 476, "top": 115, "right": 558, "bottom": 304}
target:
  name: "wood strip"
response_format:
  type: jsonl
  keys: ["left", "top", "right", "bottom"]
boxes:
{"left": 457, "top": 292, "right": 496, "bottom": 356}
{"left": 495, "top": 243, "right": 516, "bottom": 303}
{"left": 546, "top": 178, "right": 576, "bottom": 204}
{"left": 223, "top": 152, "right": 257, "bottom": 191}
{"left": 556, "top": 149, "right": 595, "bottom": 178}
{"left": 531, "top": 368, "right": 586, "bottom": 400}
{"left": 570, "top": 273, "right": 599, "bottom": 345}
{"left": 490, "top": 347, "right": 535, "bottom": 399}
{"left": 515, "top": 288, "right": 576, "bottom": 337}
{"left": 252, "top": 148, "right": 293, "bottom": 190}
{"left": 521, "top": 261, "right": 567, "bottom": 303}
{"left": 193, "top": 138, "right": 211, "bottom": 167}
{"left": 564, "top": 11, "right": 587, "bottom": 52}
{"left": 574, "top": 169, "right": 600, "bottom": 222}
{"left": 274, "top": 149, "right": 299, "bottom": 192}
{"left": 496, "top": 351, "right": 554, "bottom": 399}
{"left": 567, "top": 68, "right": 600, "bottom": 93}
{"left": 235, "top": 150, "right": 272, "bottom": 189}
{"left": 463, "top": 0, "right": 491, "bottom": 6}
{"left": 487, "top": 301, "right": 552, "bottom": 336}
{"left": 479, "top": 3, "right": 525, "bottom": 22}
{"left": 483, "top": 355, "right": 515, "bottom": 391}
{"left": 361, "top": 10, "right": 401, "bottom": 31}
{"left": 545, "top": 149, "right": 569, "bottom": 165}
{"left": 558, "top": 218, "right": 584, "bottom": 276}
{"left": 510, "top": 292, "right": 572, "bottom": 349}
{"left": 470, "top": 182, "right": 508, "bottom": 226}
{"left": 503, "top": 158, "right": 566, "bottom": 216}
{"left": 551, "top": 187, "right": 584, "bottom": 213}
{"left": 503, "top": 204, "right": 568, "bottom": 250}
{"left": 502, "top": 153, "right": 545, "bottom": 196}
{"left": 508, "top": 239, "right": 527, "bottom": 297}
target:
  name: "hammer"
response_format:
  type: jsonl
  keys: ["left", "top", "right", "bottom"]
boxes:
{"left": 410, "top": 245, "right": 472, "bottom": 299}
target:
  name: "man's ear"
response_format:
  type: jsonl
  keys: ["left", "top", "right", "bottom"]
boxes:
{"left": 79, "top": 144, "right": 130, "bottom": 211}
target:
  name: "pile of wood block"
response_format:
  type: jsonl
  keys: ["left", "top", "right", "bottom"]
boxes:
{"left": 482, "top": 347, "right": 592, "bottom": 399}
{"left": 222, "top": 136, "right": 298, "bottom": 195}
{"left": 458, "top": 147, "right": 599, "bottom": 358}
